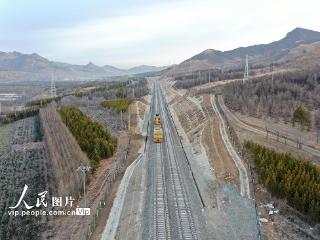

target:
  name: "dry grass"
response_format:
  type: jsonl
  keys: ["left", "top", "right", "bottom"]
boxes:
{"left": 40, "top": 105, "right": 90, "bottom": 197}
{"left": 201, "top": 95, "right": 239, "bottom": 187}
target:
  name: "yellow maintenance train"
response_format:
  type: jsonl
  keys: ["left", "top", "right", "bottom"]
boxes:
{"left": 154, "top": 113, "right": 161, "bottom": 125}
{"left": 153, "top": 113, "right": 164, "bottom": 143}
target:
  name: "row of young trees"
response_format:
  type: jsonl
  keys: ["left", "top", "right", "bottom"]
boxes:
{"left": 1, "top": 96, "right": 62, "bottom": 125}
{"left": 223, "top": 70, "right": 320, "bottom": 128}
{"left": 26, "top": 96, "right": 61, "bottom": 107}
{"left": 244, "top": 140, "right": 320, "bottom": 222}
{"left": 59, "top": 107, "right": 116, "bottom": 170}
{"left": 0, "top": 108, "right": 39, "bottom": 124}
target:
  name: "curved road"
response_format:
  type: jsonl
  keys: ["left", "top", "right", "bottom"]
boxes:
{"left": 211, "top": 95, "right": 250, "bottom": 198}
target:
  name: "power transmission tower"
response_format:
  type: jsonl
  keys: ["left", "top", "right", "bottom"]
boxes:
{"left": 172, "top": 62, "right": 175, "bottom": 78}
{"left": 243, "top": 54, "right": 249, "bottom": 83}
{"left": 189, "top": 60, "right": 192, "bottom": 80}
{"left": 51, "top": 73, "right": 57, "bottom": 97}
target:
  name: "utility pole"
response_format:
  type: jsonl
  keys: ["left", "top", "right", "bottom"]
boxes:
{"left": 120, "top": 110, "right": 123, "bottom": 129}
{"left": 243, "top": 54, "right": 249, "bottom": 83}
{"left": 51, "top": 72, "right": 57, "bottom": 97}
{"left": 77, "top": 164, "right": 91, "bottom": 207}
{"left": 189, "top": 60, "right": 192, "bottom": 81}
{"left": 172, "top": 62, "right": 175, "bottom": 78}
{"left": 209, "top": 71, "right": 211, "bottom": 83}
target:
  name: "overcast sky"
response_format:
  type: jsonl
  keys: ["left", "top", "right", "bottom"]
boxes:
{"left": 0, "top": 0, "right": 319, "bottom": 68}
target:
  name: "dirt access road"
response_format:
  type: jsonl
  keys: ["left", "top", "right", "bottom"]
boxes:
{"left": 217, "top": 95, "right": 320, "bottom": 163}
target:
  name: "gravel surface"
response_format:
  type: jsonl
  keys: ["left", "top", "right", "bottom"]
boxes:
{"left": 102, "top": 97, "right": 150, "bottom": 240}
{"left": 163, "top": 79, "right": 259, "bottom": 240}
{"left": 101, "top": 154, "right": 144, "bottom": 240}
{"left": 211, "top": 95, "right": 250, "bottom": 198}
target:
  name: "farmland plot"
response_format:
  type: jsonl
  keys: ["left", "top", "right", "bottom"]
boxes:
{"left": 60, "top": 95, "right": 103, "bottom": 108}
{"left": 0, "top": 123, "right": 14, "bottom": 156}
{"left": 0, "top": 145, "right": 52, "bottom": 240}
{"left": 60, "top": 95, "right": 128, "bottom": 135}
{"left": 0, "top": 115, "right": 52, "bottom": 240}
{"left": 80, "top": 106, "right": 127, "bottom": 136}
{"left": 11, "top": 116, "right": 41, "bottom": 145}
{"left": 0, "top": 116, "right": 40, "bottom": 156}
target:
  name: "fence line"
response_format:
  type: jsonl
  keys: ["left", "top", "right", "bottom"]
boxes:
{"left": 85, "top": 136, "right": 131, "bottom": 240}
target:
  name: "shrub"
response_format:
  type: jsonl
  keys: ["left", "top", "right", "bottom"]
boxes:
{"left": 292, "top": 106, "right": 311, "bottom": 129}
{"left": 101, "top": 98, "right": 132, "bottom": 112}
{"left": 245, "top": 140, "right": 320, "bottom": 222}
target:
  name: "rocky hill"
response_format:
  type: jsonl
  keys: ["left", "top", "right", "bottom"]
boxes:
{"left": 168, "top": 28, "right": 320, "bottom": 74}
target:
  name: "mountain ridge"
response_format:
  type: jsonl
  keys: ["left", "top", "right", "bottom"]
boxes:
{"left": 0, "top": 51, "right": 168, "bottom": 82}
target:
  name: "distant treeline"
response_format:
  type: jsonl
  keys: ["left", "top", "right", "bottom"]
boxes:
{"left": 59, "top": 107, "right": 116, "bottom": 170}
{"left": 173, "top": 64, "right": 273, "bottom": 89}
{"left": 75, "top": 78, "right": 148, "bottom": 99}
{"left": 245, "top": 140, "right": 320, "bottom": 222}
{"left": 174, "top": 69, "right": 241, "bottom": 89}
{"left": 223, "top": 70, "right": 320, "bottom": 128}
{"left": 74, "top": 81, "right": 128, "bottom": 98}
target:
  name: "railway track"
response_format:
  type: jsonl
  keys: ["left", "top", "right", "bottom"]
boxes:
{"left": 143, "top": 81, "right": 202, "bottom": 240}
{"left": 156, "top": 83, "right": 198, "bottom": 240}
{"left": 153, "top": 143, "right": 171, "bottom": 240}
